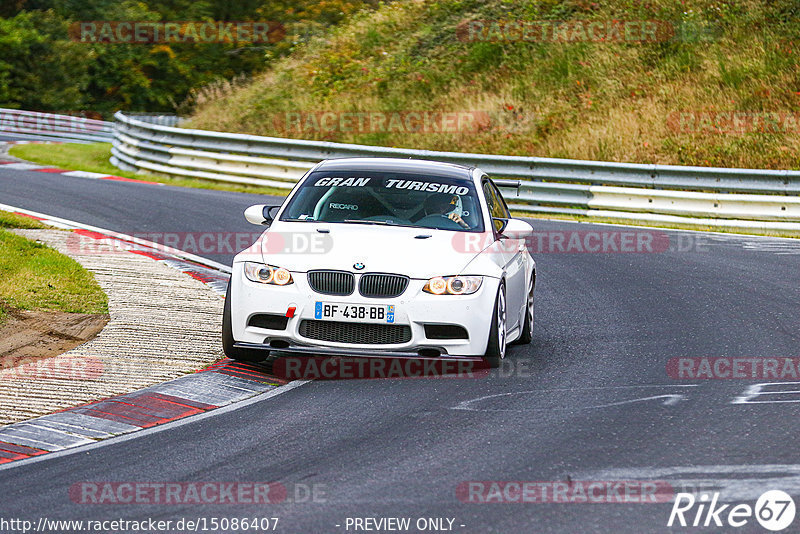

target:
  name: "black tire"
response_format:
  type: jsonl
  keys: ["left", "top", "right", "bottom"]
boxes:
{"left": 484, "top": 282, "right": 507, "bottom": 369}
{"left": 512, "top": 275, "right": 534, "bottom": 345}
{"left": 222, "top": 280, "right": 268, "bottom": 363}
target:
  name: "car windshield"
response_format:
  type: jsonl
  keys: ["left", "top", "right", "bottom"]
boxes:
{"left": 281, "top": 170, "right": 484, "bottom": 232}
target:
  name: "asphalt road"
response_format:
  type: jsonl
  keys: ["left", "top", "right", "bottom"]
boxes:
{"left": 1, "top": 164, "right": 800, "bottom": 533}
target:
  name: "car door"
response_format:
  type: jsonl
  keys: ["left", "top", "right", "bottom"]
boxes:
{"left": 481, "top": 178, "right": 526, "bottom": 331}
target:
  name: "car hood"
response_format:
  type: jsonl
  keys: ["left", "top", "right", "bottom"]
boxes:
{"left": 238, "top": 222, "right": 492, "bottom": 279}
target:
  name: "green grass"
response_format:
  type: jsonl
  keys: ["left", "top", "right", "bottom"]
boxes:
{"left": 0, "top": 211, "right": 108, "bottom": 325}
{"left": 8, "top": 143, "right": 289, "bottom": 197}
{"left": 0, "top": 211, "right": 47, "bottom": 229}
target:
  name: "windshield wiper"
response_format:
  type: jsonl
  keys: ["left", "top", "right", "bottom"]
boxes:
{"left": 343, "top": 219, "right": 401, "bottom": 226}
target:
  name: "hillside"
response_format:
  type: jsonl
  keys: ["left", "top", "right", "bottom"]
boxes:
{"left": 187, "top": 0, "right": 800, "bottom": 169}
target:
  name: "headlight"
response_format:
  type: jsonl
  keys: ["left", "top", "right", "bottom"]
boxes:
{"left": 423, "top": 275, "right": 482, "bottom": 295}
{"left": 244, "top": 262, "right": 294, "bottom": 286}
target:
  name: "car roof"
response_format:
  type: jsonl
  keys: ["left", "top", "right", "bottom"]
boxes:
{"left": 314, "top": 157, "right": 475, "bottom": 180}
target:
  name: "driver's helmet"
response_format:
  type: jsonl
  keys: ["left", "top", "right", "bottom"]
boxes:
{"left": 424, "top": 192, "right": 459, "bottom": 215}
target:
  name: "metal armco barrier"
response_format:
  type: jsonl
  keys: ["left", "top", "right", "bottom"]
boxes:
{"left": 0, "top": 108, "right": 113, "bottom": 143}
{"left": 111, "top": 111, "right": 800, "bottom": 232}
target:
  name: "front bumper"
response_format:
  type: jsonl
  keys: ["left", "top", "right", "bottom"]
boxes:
{"left": 229, "top": 266, "right": 499, "bottom": 357}
{"left": 233, "top": 341, "right": 485, "bottom": 362}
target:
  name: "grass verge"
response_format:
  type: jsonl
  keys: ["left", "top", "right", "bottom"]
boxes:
{"left": 0, "top": 210, "right": 108, "bottom": 325}
{"left": 8, "top": 142, "right": 290, "bottom": 197}
{"left": 0, "top": 210, "right": 48, "bottom": 230}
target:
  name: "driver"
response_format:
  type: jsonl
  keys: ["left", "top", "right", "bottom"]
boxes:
{"left": 420, "top": 193, "right": 469, "bottom": 229}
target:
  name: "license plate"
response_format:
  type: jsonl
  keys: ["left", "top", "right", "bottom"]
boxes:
{"left": 314, "top": 302, "right": 395, "bottom": 324}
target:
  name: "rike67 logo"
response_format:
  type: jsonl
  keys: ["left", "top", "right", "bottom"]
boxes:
{"left": 668, "top": 490, "right": 796, "bottom": 531}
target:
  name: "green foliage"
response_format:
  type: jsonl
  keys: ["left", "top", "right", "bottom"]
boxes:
{"left": 0, "top": 10, "right": 92, "bottom": 110}
{"left": 0, "top": 0, "right": 381, "bottom": 115}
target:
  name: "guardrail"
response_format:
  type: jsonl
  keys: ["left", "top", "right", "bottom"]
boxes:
{"left": 111, "top": 111, "right": 800, "bottom": 232}
{"left": 0, "top": 108, "right": 113, "bottom": 143}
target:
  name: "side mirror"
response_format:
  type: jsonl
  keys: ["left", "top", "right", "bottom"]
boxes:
{"left": 244, "top": 204, "right": 281, "bottom": 226}
{"left": 498, "top": 218, "right": 533, "bottom": 239}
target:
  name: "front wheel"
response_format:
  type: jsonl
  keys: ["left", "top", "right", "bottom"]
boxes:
{"left": 484, "top": 282, "right": 507, "bottom": 368}
{"left": 222, "top": 280, "right": 268, "bottom": 363}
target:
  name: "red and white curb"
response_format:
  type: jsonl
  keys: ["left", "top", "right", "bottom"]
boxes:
{"left": 0, "top": 205, "right": 302, "bottom": 467}
{"left": 0, "top": 360, "right": 288, "bottom": 465}
{"left": 72, "top": 228, "right": 231, "bottom": 296}
{"left": 0, "top": 159, "right": 164, "bottom": 186}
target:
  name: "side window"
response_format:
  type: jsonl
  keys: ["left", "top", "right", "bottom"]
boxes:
{"left": 483, "top": 180, "right": 509, "bottom": 232}
{"left": 490, "top": 181, "right": 511, "bottom": 219}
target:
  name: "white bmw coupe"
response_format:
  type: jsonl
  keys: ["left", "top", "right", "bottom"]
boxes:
{"left": 223, "top": 158, "right": 535, "bottom": 368}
